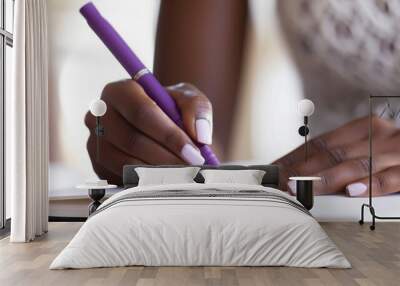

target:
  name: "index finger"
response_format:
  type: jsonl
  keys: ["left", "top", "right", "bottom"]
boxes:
{"left": 166, "top": 83, "right": 213, "bottom": 145}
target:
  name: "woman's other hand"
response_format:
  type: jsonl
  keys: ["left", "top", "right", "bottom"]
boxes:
{"left": 84, "top": 81, "right": 213, "bottom": 184}
{"left": 274, "top": 116, "right": 400, "bottom": 197}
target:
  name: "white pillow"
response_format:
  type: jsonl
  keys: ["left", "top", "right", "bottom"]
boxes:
{"left": 135, "top": 167, "right": 200, "bottom": 186}
{"left": 200, "top": 169, "right": 266, "bottom": 185}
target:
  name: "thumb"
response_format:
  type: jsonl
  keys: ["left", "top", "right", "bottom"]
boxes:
{"left": 166, "top": 83, "right": 213, "bottom": 145}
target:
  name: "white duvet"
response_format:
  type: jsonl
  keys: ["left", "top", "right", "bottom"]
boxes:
{"left": 50, "top": 183, "right": 350, "bottom": 269}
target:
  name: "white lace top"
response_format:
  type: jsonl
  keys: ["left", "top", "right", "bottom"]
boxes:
{"left": 278, "top": 0, "right": 400, "bottom": 134}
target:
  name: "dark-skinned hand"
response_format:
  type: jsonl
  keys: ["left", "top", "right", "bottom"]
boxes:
{"left": 274, "top": 116, "right": 400, "bottom": 197}
{"left": 85, "top": 81, "right": 213, "bottom": 185}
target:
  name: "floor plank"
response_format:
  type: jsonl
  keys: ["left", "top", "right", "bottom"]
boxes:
{"left": 0, "top": 222, "right": 399, "bottom": 286}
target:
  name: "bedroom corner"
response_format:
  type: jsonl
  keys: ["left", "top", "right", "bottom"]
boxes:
{"left": 1, "top": 0, "right": 400, "bottom": 285}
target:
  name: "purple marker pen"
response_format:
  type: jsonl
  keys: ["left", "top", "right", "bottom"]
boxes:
{"left": 80, "top": 2, "right": 219, "bottom": 165}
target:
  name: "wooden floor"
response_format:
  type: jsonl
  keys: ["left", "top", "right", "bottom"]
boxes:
{"left": 0, "top": 222, "right": 399, "bottom": 286}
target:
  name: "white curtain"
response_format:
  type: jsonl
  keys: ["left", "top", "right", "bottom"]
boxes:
{"left": 9, "top": 0, "right": 49, "bottom": 242}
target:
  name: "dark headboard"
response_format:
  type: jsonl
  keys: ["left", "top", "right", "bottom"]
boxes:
{"left": 123, "top": 164, "right": 280, "bottom": 189}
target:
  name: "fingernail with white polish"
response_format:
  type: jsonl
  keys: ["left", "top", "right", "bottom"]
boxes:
{"left": 288, "top": 181, "right": 297, "bottom": 195}
{"left": 346, "top": 182, "right": 367, "bottom": 197}
{"left": 196, "top": 119, "right": 212, "bottom": 145}
{"left": 181, "top": 144, "right": 205, "bottom": 165}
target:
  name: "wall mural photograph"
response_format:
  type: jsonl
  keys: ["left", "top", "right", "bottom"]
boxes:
{"left": 1, "top": 1, "right": 400, "bottom": 285}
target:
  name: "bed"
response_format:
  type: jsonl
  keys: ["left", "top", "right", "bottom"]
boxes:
{"left": 50, "top": 165, "right": 350, "bottom": 269}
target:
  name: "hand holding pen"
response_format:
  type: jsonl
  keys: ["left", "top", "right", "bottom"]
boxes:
{"left": 85, "top": 81, "right": 214, "bottom": 184}
{"left": 80, "top": 2, "right": 219, "bottom": 181}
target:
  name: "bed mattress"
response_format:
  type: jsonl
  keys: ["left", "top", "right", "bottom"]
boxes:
{"left": 50, "top": 183, "right": 350, "bottom": 269}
